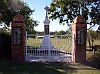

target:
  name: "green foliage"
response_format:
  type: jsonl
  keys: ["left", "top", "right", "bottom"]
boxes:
{"left": 88, "top": 29, "right": 100, "bottom": 40}
{"left": 0, "top": 0, "right": 38, "bottom": 33}
{"left": 26, "top": 18, "right": 38, "bottom": 34}
{"left": 88, "top": 29, "right": 97, "bottom": 39}
{"left": 87, "top": 29, "right": 100, "bottom": 52}
{"left": 56, "top": 30, "right": 66, "bottom": 35}
{"left": 0, "top": 0, "right": 12, "bottom": 26}
{"left": 49, "top": 0, "right": 100, "bottom": 27}
{"left": 0, "top": 30, "right": 11, "bottom": 59}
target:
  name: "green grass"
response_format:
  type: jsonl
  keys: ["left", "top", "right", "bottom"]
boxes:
{"left": 0, "top": 38, "right": 99, "bottom": 74}
{"left": 25, "top": 38, "right": 100, "bottom": 74}
{"left": 86, "top": 39, "right": 100, "bottom": 60}
{"left": 0, "top": 61, "right": 100, "bottom": 74}
{"left": 27, "top": 38, "right": 42, "bottom": 48}
{"left": 87, "top": 39, "right": 100, "bottom": 47}
{"left": 27, "top": 37, "right": 72, "bottom": 52}
{"left": 27, "top": 37, "right": 100, "bottom": 59}
{"left": 27, "top": 37, "right": 100, "bottom": 52}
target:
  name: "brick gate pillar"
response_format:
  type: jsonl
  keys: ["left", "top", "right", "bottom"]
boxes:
{"left": 72, "top": 16, "right": 87, "bottom": 63}
{"left": 11, "top": 14, "right": 26, "bottom": 62}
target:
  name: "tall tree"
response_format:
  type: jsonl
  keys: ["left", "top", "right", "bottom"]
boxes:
{"left": 26, "top": 18, "right": 38, "bottom": 34}
{"left": 0, "top": 0, "right": 38, "bottom": 33}
{"left": 48, "top": 0, "right": 100, "bottom": 30}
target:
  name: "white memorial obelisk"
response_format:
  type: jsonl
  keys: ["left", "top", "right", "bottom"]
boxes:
{"left": 44, "top": 6, "right": 50, "bottom": 35}
{"left": 40, "top": 6, "right": 54, "bottom": 49}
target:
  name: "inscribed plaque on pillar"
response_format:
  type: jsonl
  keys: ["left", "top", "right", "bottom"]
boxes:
{"left": 12, "top": 27, "right": 22, "bottom": 45}
{"left": 77, "top": 29, "right": 85, "bottom": 45}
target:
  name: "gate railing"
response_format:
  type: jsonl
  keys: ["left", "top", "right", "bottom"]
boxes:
{"left": 26, "top": 34, "right": 72, "bottom": 62}
{"left": 26, "top": 48, "right": 72, "bottom": 62}
{"left": 26, "top": 34, "right": 72, "bottom": 53}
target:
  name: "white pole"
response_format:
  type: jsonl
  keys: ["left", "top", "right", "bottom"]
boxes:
{"left": 37, "top": 50, "right": 39, "bottom": 56}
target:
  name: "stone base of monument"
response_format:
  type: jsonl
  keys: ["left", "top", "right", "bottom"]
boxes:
{"left": 40, "top": 35, "right": 54, "bottom": 49}
{"left": 26, "top": 48, "right": 72, "bottom": 62}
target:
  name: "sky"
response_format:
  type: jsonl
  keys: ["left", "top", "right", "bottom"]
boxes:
{"left": 24, "top": 0, "right": 68, "bottom": 32}
{"left": 24, "top": 0, "right": 99, "bottom": 32}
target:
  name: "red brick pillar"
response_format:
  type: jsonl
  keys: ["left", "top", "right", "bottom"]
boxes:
{"left": 72, "top": 16, "right": 87, "bottom": 63}
{"left": 11, "top": 14, "right": 26, "bottom": 62}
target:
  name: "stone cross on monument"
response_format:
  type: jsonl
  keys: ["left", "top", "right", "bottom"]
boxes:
{"left": 44, "top": 5, "right": 49, "bottom": 18}
{"left": 43, "top": 6, "right": 50, "bottom": 35}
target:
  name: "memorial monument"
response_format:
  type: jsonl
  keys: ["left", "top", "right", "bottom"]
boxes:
{"left": 40, "top": 6, "right": 54, "bottom": 49}
{"left": 26, "top": 6, "right": 72, "bottom": 62}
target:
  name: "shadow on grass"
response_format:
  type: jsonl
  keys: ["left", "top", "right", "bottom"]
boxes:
{"left": 0, "top": 61, "right": 76, "bottom": 74}
{"left": 86, "top": 51, "right": 100, "bottom": 69}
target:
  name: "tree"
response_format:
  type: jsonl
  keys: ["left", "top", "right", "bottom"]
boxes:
{"left": 26, "top": 18, "right": 38, "bottom": 34}
{"left": 87, "top": 29, "right": 100, "bottom": 51}
{"left": 0, "top": 0, "right": 38, "bottom": 33}
{"left": 56, "top": 30, "right": 66, "bottom": 35}
{"left": 88, "top": 29, "right": 97, "bottom": 38}
{"left": 0, "top": 28, "right": 11, "bottom": 59}
{"left": 48, "top": 0, "right": 100, "bottom": 30}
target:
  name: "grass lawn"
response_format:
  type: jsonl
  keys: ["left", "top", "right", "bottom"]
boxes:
{"left": 27, "top": 37, "right": 100, "bottom": 61}
{"left": 27, "top": 37, "right": 72, "bottom": 52}
{"left": 27, "top": 37, "right": 100, "bottom": 52}
{"left": 0, "top": 61, "right": 100, "bottom": 74}
{"left": 19, "top": 38, "right": 100, "bottom": 74}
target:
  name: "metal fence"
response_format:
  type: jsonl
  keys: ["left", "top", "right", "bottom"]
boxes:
{"left": 26, "top": 34, "right": 72, "bottom": 62}
{"left": 27, "top": 34, "right": 72, "bottom": 53}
